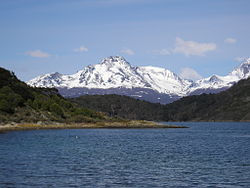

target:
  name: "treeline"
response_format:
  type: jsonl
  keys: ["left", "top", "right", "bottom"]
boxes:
{"left": 71, "top": 95, "right": 164, "bottom": 121}
{"left": 0, "top": 67, "right": 109, "bottom": 123}
{"left": 72, "top": 77, "right": 250, "bottom": 121}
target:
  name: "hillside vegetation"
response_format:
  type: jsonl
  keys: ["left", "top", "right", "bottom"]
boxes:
{"left": 164, "top": 78, "right": 250, "bottom": 121}
{"left": 71, "top": 95, "right": 164, "bottom": 120}
{"left": 0, "top": 67, "right": 109, "bottom": 124}
{"left": 72, "top": 78, "right": 250, "bottom": 121}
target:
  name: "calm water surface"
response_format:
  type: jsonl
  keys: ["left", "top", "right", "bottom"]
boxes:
{"left": 0, "top": 122, "right": 250, "bottom": 187}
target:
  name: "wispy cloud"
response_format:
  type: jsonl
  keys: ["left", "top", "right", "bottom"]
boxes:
{"left": 173, "top": 37, "right": 217, "bottom": 56}
{"left": 224, "top": 38, "right": 237, "bottom": 44}
{"left": 73, "top": 46, "right": 88, "bottom": 52}
{"left": 179, "top": 67, "right": 202, "bottom": 81}
{"left": 120, "top": 48, "right": 135, "bottom": 55}
{"left": 25, "top": 50, "right": 51, "bottom": 58}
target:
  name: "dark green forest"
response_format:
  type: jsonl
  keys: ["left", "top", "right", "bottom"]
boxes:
{"left": 0, "top": 67, "right": 109, "bottom": 123}
{"left": 71, "top": 95, "right": 164, "bottom": 120}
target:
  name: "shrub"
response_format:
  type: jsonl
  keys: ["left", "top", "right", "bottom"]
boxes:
{"left": 50, "top": 103, "right": 64, "bottom": 117}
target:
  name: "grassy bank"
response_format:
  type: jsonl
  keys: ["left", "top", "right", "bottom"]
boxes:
{"left": 0, "top": 120, "right": 187, "bottom": 132}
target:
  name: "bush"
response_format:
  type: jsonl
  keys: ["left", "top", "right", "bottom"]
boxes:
{"left": 0, "top": 99, "right": 12, "bottom": 113}
{"left": 49, "top": 103, "right": 64, "bottom": 117}
{"left": 0, "top": 86, "right": 24, "bottom": 113}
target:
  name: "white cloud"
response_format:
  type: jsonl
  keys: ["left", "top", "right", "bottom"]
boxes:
{"left": 173, "top": 37, "right": 217, "bottom": 56}
{"left": 224, "top": 38, "right": 237, "bottom": 44}
{"left": 179, "top": 67, "right": 202, "bottom": 81}
{"left": 154, "top": 49, "right": 170, "bottom": 55}
{"left": 74, "top": 46, "right": 88, "bottom": 52}
{"left": 120, "top": 48, "right": 135, "bottom": 55}
{"left": 25, "top": 50, "right": 51, "bottom": 58}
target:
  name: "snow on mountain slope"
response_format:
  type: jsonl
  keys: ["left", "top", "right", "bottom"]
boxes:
{"left": 229, "top": 58, "right": 250, "bottom": 79}
{"left": 27, "top": 56, "right": 250, "bottom": 102}
{"left": 188, "top": 58, "right": 250, "bottom": 94}
{"left": 136, "top": 66, "right": 191, "bottom": 96}
{"left": 28, "top": 56, "right": 190, "bottom": 96}
{"left": 75, "top": 56, "right": 149, "bottom": 89}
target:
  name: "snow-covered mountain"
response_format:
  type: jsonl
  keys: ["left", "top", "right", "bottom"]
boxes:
{"left": 188, "top": 58, "right": 250, "bottom": 95}
{"left": 28, "top": 56, "right": 192, "bottom": 96}
{"left": 27, "top": 56, "right": 250, "bottom": 104}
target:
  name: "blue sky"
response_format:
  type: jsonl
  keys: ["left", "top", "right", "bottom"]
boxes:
{"left": 0, "top": 0, "right": 250, "bottom": 81}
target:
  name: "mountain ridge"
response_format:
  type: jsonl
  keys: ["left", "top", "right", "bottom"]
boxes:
{"left": 27, "top": 56, "right": 250, "bottom": 103}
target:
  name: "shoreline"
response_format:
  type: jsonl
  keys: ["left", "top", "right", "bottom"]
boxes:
{"left": 0, "top": 121, "right": 188, "bottom": 133}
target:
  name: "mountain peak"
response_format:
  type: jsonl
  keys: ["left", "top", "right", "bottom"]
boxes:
{"left": 101, "top": 56, "right": 131, "bottom": 67}
{"left": 209, "top": 75, "right": 221, "bottom": 82}
{"left": 241, "top": 58, "right": 250, "bottom": 65}
{"left": 230, "top": 58, "right": 250, "bottom": 79}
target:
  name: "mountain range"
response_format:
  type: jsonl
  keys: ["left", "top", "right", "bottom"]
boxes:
{"left": 27, "top": 56, "right": 250, "bottom": 104}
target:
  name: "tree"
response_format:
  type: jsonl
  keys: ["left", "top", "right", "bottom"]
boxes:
{"left": 50, "top": 103, "right": 64, "bottom": 117}
{"left": 0, "top": 99, "right": 12, "bottom": 113}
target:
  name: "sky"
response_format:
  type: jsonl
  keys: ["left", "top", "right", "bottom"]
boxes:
{"left": 0, "top": 0, "right": 250, "bottom": 81}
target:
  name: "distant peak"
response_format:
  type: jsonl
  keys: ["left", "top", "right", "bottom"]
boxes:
{"left": 101, "top": 56, "right": 131, "bottom": 66}
{"left": 46, "top": 72, "right": 62, "bottom": 78}
{"left": 240, "top": 58, "right": 250, "bottom": 65}
{"left": 209, "top": 75, "right": 221, "bottom": 82}
{"left": 236, "top": 58, "right": 250, "bottom": 70}
{"left": 230, "top": 58, "right": 250, "bottom": 78}
{"left": 51, "top": 72, "right": 61, "bottom": 75}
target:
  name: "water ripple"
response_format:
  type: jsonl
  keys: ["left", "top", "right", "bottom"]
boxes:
{"left": 0, "top": 122, "right": 250, "bottom": 187}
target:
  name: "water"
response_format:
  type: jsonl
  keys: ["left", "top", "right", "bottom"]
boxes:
{"left": 0, "top": 122, "right": 250, "bottom": 187}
